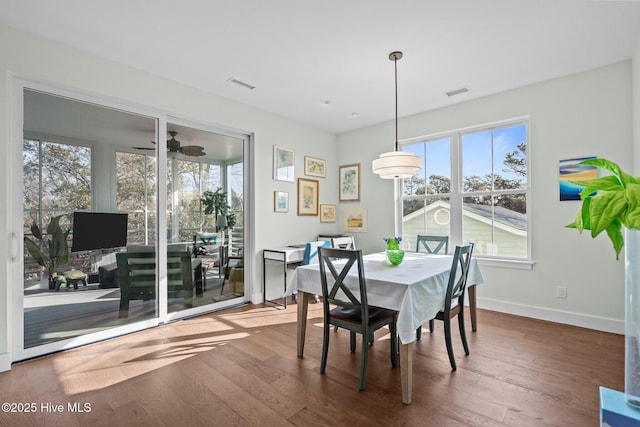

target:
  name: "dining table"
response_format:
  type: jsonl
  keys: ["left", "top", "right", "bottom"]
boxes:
{"left": 285, "top": 251, "right": 485, "bottom": 404}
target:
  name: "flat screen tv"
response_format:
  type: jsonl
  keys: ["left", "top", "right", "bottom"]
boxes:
{"left": 71, "top": 212, "right": 128, "bottom": 252}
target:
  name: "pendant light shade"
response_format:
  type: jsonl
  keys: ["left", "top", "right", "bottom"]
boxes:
{"left": 372, "top": 51, "right": 421, "bottom": 179}
{"left": 372, "top": 150, "right": 422, "bottom": 179}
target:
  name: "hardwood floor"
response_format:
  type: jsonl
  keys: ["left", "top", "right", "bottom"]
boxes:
{"left": 0, "top": 302, "right": 623, "bottom": 426}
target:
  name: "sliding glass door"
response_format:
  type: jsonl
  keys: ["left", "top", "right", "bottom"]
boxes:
{"left": 165, "top": 121, "right": 245, "bottom": 313}
{"left": 13, "top": 83, "right": 250, "bottom": 361}
{"left": 21, "top": 89, "right": 160, "bottom": 352}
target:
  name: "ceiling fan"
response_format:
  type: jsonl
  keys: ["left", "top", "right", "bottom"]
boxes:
{"left": 134, "top": 131, "right": 206, "bottom": 157}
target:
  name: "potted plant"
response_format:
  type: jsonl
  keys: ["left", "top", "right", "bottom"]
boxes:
{"left": 565, "top": 157, "right": 640, "bottom": 407}
{"left": 24, "top": 215, "right": 71, "bottom": 289}
{"left": 201, "top": 188, "right": 236, "bottom": 230}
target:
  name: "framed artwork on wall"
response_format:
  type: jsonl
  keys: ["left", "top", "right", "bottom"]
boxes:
{"left": 304, "top": 156, "right": 326, "bottom": 178}
{"left": 297, "top": 178, "right": 319, "bottom": 216}
{"left": 274, "top": 191, "right": 289, "bottom": 213}
{"left": 343, "top": 208, "right": 367, "bottom": 232}
{"left": 559, "top": 156, "right": 597, "bottom": 201}
{"left": 339, "top": 163, "right": 360, "bottom": 201}
{"left": 320, "top": 204, "right": 336, "bottom": 223}
{"left": 273, "top": 145, "right": 295, "bottom": 182}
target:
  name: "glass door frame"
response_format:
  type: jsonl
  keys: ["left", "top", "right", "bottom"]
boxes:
{"left": 8, "top": 76, "right": 252, "bottom": 362}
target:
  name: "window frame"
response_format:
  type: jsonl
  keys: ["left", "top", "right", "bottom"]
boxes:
{"left": 396, "top": 116, "right": 533, "bottom": 269}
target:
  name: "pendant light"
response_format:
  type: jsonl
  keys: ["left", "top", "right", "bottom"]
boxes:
{"left": 372, "top": 51, "right": 421, "bottom": 179}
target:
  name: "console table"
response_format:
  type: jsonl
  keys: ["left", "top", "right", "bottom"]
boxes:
{"left": 263, "top": 245, "right": 305, "bottom": 308}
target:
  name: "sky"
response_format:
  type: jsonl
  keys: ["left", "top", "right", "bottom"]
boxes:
{"left": 403, "top": 123, "right": 527, "bottom": 184}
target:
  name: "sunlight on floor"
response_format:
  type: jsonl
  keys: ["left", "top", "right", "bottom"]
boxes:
{"left": 47, "top": 304, "right": 322, "bottom": 395}
{"left": 56, "top": 328, "right": 251, "bottom": 395}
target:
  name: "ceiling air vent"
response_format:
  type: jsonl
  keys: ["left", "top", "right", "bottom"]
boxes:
{"left": 445, "top": 87, "right": 470, "bottom": 97}
{"left": 227, "top": 77, "right": 255, "bottom": 90}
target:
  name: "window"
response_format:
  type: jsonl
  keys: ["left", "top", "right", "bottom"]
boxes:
{"left": 400, "top": 119, "right": 529, "bottom": 261}
{"left": 227, "top": 160, "right": 244, "bottom": 255}
{"left": 116, "top": 151, "right": 157, "bottom": 245}
{"left": 23, "top": 139, "right": 92, "bottom": 281}
{"left": 168, "top": 158, "right": 222, "bottom": 242}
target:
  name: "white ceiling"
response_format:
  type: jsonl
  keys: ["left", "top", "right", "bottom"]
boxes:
{"left": 4, "top": 0, "right": 640, "bottom": 134}
{"left": 24, "top": 89, "right": 244, "bottom": 161}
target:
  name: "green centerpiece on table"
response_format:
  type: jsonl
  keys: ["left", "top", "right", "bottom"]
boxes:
{"left": 384, "top": 237, "right": 405, "bottom": 266}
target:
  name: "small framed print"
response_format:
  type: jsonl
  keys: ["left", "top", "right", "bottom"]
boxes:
{"left": 297, "top": 178, "right": 319, "bottom": 216}
{"left": 343, "top": 208, "right": 368, "bottom": 233}
{"left": 339, "top": 163, "right": 360, "bottom": 201}
{"left": 274, "top": 191, "right": 289, "bottom": 213}
{"left": 273, "top": 145, "right": 295, "bottom": 182}
{"left": 320, "top": 204, "right": 336, "bottom": 223}
{"left": 304, "top": 156, "right": 326, "bottom": 178}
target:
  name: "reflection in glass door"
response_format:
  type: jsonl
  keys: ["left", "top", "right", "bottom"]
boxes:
{"left": 22, "top": 89, "right": 158, "bottom": 350}
{"left": 166, "top": 122, "right": 245, "bottom": 313}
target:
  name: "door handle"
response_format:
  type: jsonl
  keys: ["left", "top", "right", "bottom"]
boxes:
{"left": 9, "top": 232, "right": 19, "bottom": 262}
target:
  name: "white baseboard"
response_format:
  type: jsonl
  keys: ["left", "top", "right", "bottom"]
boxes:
{"left": 478, "top": 297, "right": 625, "bottom": 335}
{"left": 0, "top": 352, "right": 11, "bottom": 372}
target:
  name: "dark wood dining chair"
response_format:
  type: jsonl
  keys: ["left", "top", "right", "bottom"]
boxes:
{"left": 318, "top": 247, "right": 398, "bottom": 390}
{"left": 427, "top": 243, "right": 474, "bottom": 370}
{"left": 415, "top": 234, "right": 450, "bottom": 337}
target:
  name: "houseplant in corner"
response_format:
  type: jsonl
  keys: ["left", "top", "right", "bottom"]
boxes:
{"left": 566, "top": 158, "right": 640, "bottom": 408}
{"left": 201, "top": 188, "right": 236, "bottom": 231}
{"left": 24, "top": 215, "right": 70, "bottom": 289}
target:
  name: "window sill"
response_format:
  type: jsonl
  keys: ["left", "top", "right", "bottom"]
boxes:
{"left": 476, "top": 257, "right": 534, "bottom": 270}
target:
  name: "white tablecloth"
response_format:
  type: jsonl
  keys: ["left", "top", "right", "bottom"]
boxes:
{"left": 286, "top": 251, "right": 484, "bottom": 344}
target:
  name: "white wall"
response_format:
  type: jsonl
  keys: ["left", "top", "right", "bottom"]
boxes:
{"left": 634, "top": 34, "right": 640, "bottom": 174}
{"left": 338, "top": 61, "right": 633, "bottom": 332}
{"left": 0, "top": 23, "right": 339, "bottom": 369}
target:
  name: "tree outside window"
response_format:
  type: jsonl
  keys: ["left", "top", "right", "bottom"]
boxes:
{"left": 401, "top": 121, "right": 529, "bottom": 259}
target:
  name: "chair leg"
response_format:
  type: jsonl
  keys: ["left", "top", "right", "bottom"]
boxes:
{"left": 390, "top": 320, "right": 398, "bottom": 367}
{"left": 459, "top": 311, "right": 470, "bottom": 356}
{"left": 350, "top": 331, "right": 356, "bottom": 352}
{"left": 320, "top": 321, "right": 330, "bottom": 374}
{"left": 443, "top": 317, "right": 457, "bottom": 370}
{"left": 359, "top": 332, "right": 369, "bottom": 390}
{"left": 334, "top": 325, "right": 339, "bottom": 332}
{"left": 416, "top": 325, "right": 422, "bottom": 340}
{"left": 429, "top": 319, "right": 435, "bottom": 333}
{"left": 118, "top": 297, "right": 130, "bottom": 318}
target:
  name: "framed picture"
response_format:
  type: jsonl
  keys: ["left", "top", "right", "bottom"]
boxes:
{"left": 304, "top": 156, "right": 326, "bottom": 178}
{"left": 339, "top": 163, "right": 360, "bottom": 201}
{"left": 320, "top": 204, "right": 336, "bottom": 223}
{"left": 559, "top": 156, "right": 597, "bottom": 201}
{"left": 273, "top": 145, "right": 295, "bottom": 182}
{"left": 297, "top": 178, "right": 319, "bottom": 216}
{"left": 343, "top": 208, "right": 367, "bottom": 233}
{"left": 274, "top": 191, "right": 289, "bottom": 213}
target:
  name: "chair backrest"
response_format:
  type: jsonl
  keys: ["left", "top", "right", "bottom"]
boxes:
{"left": 301, "top": 240, "right": 330, "bottom": 266}
{"left": 117, "top": 249, "right": 194, "bottom": 292}
{"left": 318, "top": 247, "right": 370, "bottom": 324}
{"left": 416, "top": 235, "right": 449, "bottom": 254}
{"left": 195, "top": 232, "right": 219, "bottom": 246}
{"left": 444, "top": 243, "right": 474, "bottom": 312}
{"left": 331, "top": 236, "right": 356, "bottom": 250}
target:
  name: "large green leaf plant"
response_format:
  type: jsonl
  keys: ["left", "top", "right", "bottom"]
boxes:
{"left": 566, "top": 158, "right": 640, "bottom": 260}
{"left": 201, "top": 188, "right": 236, "bottom": 228}
{"left": 24, "top": 215, "right": 71, "bottom": 283}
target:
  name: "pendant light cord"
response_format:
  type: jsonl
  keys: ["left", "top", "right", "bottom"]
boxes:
{"left": 394, "top": 55, "right": 399, "bottom": 152}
